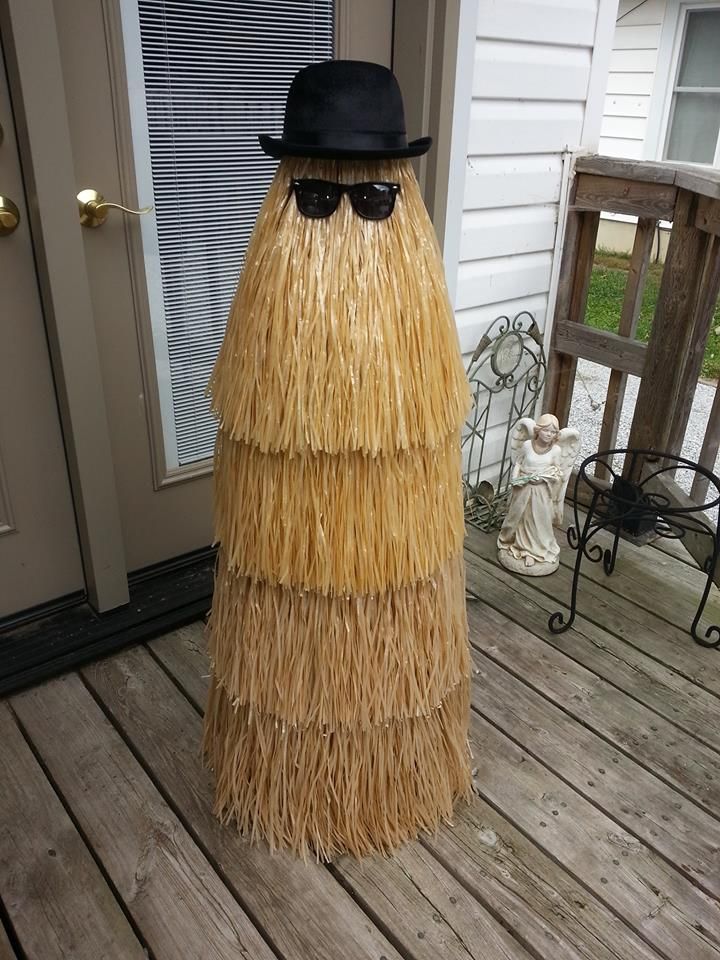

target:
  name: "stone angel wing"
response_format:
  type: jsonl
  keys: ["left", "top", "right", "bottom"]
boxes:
{"left": 553, "top": 427, "right": 581, "bottom": 524}
{"left": 510, "top": 418, "right": 536, "bottom": 464}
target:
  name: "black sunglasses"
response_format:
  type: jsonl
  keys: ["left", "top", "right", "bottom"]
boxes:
{"left": 291, "top": 178, "right": 400, "bottom": 220}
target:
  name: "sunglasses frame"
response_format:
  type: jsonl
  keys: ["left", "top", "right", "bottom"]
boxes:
{"left": 291, "top": 178, "right": 400, "bottom": 220}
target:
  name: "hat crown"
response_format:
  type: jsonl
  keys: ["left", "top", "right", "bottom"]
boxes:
{"left": 258, "top": 59, "right": 432, "bottom": 160}
{"left": 284, "top": 60, "right": 406, "bottom": 138}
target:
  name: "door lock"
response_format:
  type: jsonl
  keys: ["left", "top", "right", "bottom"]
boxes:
{"left": 0, "top": 197, "right": 20, "bottom": 236}
{"left": 77, "top": 188, "right": 152, "bottom": 228}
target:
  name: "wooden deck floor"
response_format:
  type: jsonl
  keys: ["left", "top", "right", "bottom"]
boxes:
{"left": 2, "top": 521, "right": 720, "bottom": 960}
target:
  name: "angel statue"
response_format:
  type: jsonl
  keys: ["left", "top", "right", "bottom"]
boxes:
{"left": 497, "top": 414, "right": 580, "bottom": 576}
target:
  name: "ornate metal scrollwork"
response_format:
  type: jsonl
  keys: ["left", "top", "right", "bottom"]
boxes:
{"left": 462, "top": 312, "right": 546, "bottom": 532}
{"left": 549, "top": 449, "right": 720, "bottom": 648}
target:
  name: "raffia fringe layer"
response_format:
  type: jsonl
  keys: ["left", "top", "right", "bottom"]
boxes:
{"left": 206, "top": 550, "right": 468, "bottom": 729}
{"left": 201, "top": 675, "right": 472, "bottom": 861}
{"left": 213, "top": 429, "right": 465, "bottom": 595}
{"left": 206, "top": 158, "right": 472, "bottom": 456}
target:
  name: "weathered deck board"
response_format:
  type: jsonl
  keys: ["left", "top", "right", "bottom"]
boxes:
{"left": 470, "top": 645, "right": 720, "bottom": 898}
{"left": 467, "top": 527, "right": 720, "bottom": 697}
{"left": 152, "top": 622, "right": 670, "bottom": 960}
{"left": 82, "top": 645, "right": 407, "bottom": 960}
{"left": 0, "top": 925, "right": 16, "bottom": 960}
{"left": 465, "top": 595, "right": 720, "bottom": 815}
{"left": 424, "top": 798, "right": 662, "bottom": 960}
{"left": 5, "top": 528, "right": 720, "bottom": 960}
{"left": 332, "top": 844, "right": 532, "bottom": 960}
{"left": 147, "top": 629, "right": 537, "bottom": 960}
{"left": 10, "top": 675, "right": 276, "bottom": 960}
{"left": 469, "top": 712, "right": 720, "bottom": 959}
{"left": 0, "top": 703, "right": 145, "bottom": 960}
{"left": 465, "top": 547, "right": 720, "bottom": 744}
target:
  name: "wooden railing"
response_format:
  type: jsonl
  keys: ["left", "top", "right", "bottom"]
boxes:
{"left": 547, "top": 155, "right": 720, "bottom": 485}
{"left": 546, "top": 155, "right": 720, "bottom": 574}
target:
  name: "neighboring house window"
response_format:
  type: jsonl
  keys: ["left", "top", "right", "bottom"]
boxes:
{"left": 665, "top": 7, "right": 720, "bottom": 165}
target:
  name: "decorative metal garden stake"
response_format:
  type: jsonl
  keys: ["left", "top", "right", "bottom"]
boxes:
{"left": 462, "top": 312, "right": 546, "bottom": 531}
{"left": 200, "top": 61, "right": 473, "bottom": 860}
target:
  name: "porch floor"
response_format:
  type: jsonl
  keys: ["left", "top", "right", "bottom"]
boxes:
{"left": 3, "top": 522, "right": 720, "bottom": 960}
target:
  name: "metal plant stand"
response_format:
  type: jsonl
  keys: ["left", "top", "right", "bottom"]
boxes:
{"left": 549, "top": 449, "right": 720, "bottom": 647}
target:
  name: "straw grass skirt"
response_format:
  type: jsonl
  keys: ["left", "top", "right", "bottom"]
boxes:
{"left": 202, "top": 157, "right": 474, "bottom": 860}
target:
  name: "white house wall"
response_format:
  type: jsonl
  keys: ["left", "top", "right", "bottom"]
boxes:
{"left": 600, "top": 0, "right": 666, "bottom": 159}
{"left": 454, "top": 0, "right": 614, "bottom": 355}
{"left": 446, "top": 0, "right": 618, "bottom": 479}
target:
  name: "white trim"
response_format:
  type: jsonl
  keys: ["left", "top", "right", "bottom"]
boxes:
{"left": 442, "top": 0, "right": 477, "bottom": 309}
{"left": 581, "top": 0, "right": 622, "bottom": 149}
{"left": 119, "top": 0, "right": 179, "bottom": 471}
{"left": 645, "top": 0, "right": 720, "bottom": 162}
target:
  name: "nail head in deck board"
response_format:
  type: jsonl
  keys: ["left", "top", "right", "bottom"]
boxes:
{"left": 424, "top": 797, "right": 662, "bottom": 960}
{"left": 553, "top": 320, "right": 647, "bottom": 376}
{"left": 9, "top": 675, "right": 275, "bottom": 960}
{"left": 469, "top": 646, "right": 720, "bottom": 899}
{"left": 144, "top": 632, "right": 535, "bottom": 960}
{"left": 468, "top": 713, "right": 720, "bottom": 960}
{"left": 465, "top": 527, "right": 720, "bottom": 705}
{"left": 572, "top": 174, "right": 677, "bottom": 220}
{"left": 82, "top": 646, "right": 404, "bottom": 960}
{"left": 0, "top": 703, "right": 145, "bottom": 960}
{"left": 463, "top": 562, "right": 720, "bottom": 812}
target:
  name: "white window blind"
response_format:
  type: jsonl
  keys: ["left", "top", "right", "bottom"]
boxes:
{"left": 124, "top": 0, "right": 334, "bottom": 468}
{"left": 665, "top": 8, "right": 720, "bottom": 166}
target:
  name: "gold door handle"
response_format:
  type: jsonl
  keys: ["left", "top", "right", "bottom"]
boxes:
{"left": 0, "top": 196, "right": 20, "bottom": 236}
{"left": 77, "top": 188, "right": 153, "bottom": 228}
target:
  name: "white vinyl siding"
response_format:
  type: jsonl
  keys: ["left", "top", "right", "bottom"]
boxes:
{"left": 455, "top": 0, "right": 603, "bottom": 355}
{"left": 600, "top": 0, "right": 666, "bottom": 158}
{"left": 122, "top": 0, "right": 334, "bottom": 469}
{"left": 446, "top": 0, "right": 616, "bottom": 479}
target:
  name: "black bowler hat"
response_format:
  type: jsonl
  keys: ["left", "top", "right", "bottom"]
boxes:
{"left": 259, "top": 60, "right": 432, "bottom": 160}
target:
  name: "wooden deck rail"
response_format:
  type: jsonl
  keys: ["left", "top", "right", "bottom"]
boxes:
{"left": 546, "top": 155, "right": 720, "bottom": 498}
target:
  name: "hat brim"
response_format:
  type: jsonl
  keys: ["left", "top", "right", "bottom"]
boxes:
{"left": 258, "top": 134, "right": 432, "bottom": 160}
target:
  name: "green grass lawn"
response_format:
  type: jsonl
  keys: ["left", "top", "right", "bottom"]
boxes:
{"left": 586, "top": 249, "right": 720, "bottom": 381}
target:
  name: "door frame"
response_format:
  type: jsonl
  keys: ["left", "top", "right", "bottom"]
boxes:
{"left": 0, "top": 0, "right": 462, "bottom": 617}
{"left": 0, "top": 0, "right": 129, "bottom": 613}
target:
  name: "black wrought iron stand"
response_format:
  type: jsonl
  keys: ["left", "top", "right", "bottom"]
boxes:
{"left": 548, "top": 449, "right": 720, "bottom": 647}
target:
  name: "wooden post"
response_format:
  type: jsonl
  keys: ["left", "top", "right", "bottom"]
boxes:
{"left": 546, "top": 208, "right": 600, "bottom": 426}
{"left": 665, "top": 233, "right": 720, "bottom": 458}
{"left": 594, "top": 217, "right": 656, "bottom": 480}
{"left": 625, "top": 190, "right": 713, "bottom": 470}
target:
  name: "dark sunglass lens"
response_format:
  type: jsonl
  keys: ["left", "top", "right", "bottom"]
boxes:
{"left": 294, "top": 179, "right": 340, "bottom": 218}
{"left": 349, "top": 183, "right": 397, "bottom": 220}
